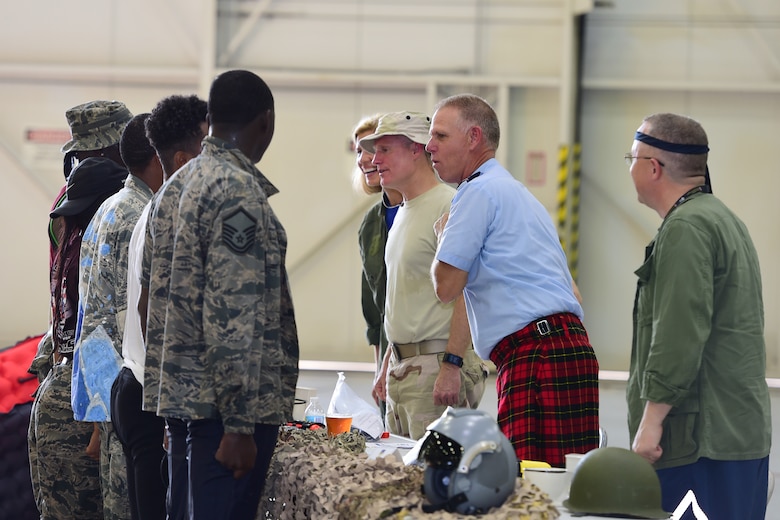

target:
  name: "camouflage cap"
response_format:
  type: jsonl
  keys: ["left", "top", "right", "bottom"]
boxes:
{"left": 358, "top": 111, "right": 431, "bottom": 154}
{"left": 60, "top": 100, "right": 133, "bottom": 154}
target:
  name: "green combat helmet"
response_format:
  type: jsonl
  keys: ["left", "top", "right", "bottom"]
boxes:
{"left": 419, "top": 408, "right": 517, "bottom": 515}
{"left": 563, "top": 447, "right": 670, "bottom": 519}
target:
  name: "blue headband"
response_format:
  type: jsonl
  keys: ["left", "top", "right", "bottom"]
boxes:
{"left": 634, "top": 131, "right": 712, "bottom": 193}
{"left": 634, "top": 132, "right": 709, "bottom": 154}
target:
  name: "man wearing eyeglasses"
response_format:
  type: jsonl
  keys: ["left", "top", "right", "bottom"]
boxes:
{"left": 626, "top": 112, "right": 771, "bottom": 519}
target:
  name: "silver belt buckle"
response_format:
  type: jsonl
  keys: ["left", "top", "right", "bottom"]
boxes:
{"left": 536, "top": 319, "right": 551, "bottom": 336}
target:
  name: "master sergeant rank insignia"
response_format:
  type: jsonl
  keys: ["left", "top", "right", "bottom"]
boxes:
{"left": 222, "top": 208, "right": 257, "bottom": 254}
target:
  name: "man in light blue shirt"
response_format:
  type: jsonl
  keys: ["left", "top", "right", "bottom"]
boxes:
{"left": 429, "top": 94, "right": 599, "bottom": 468}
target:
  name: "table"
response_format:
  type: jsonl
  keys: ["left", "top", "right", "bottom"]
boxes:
{"left": 260, "top": 428, "right": 563, "bottom": 519}
{"left": 365, "top": 432, "right": 418, "bottom": 462}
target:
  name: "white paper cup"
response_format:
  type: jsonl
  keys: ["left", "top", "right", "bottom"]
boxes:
{"left": 524, "top": 467, "right": 570, "bottom": 502}
{"left": 565, "top": 453, "right": 585, "bottom": 472}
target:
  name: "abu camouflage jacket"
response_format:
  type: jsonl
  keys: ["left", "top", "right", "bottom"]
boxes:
{"left": 142, "top": 136, "right": 299, "bottom": 434}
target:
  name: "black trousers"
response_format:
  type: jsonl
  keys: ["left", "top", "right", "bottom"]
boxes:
{"left": 186, "top": 419, "right": 278, "bottom": 520}
{"left": 110, "top": 367, "right": 167, "bottom": 520}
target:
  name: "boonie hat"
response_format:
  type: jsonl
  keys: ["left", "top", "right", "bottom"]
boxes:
{"left": 359, "top": 111, "right": 431, "bottom": 154}
{"left": 50, "top": 157, "right": 128, "bottom": 218}
{"left": 61, "top": 100, "right": 133, "bottom": 154}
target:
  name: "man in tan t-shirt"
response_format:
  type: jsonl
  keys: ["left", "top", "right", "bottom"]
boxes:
{"left": 360, "top": 111, "right": 487, "bottom": 440}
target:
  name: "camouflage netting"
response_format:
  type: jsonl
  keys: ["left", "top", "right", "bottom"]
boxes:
{"left": 259, "top": 428, "right": 559, "bottom": 520}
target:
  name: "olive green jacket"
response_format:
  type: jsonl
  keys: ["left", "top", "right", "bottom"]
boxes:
{"left": 358, "top": 197, "right": 389, "bottom": 356}
{"left": 628, "top": 191, "right": 771, "bottom": 469}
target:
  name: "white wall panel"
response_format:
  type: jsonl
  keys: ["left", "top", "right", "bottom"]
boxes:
{"left": 584, "top": 1, "right": 780, "bottom": 87}
{"left": 480, "top": 23, "right": 565, "bottom": 77}
{"left": 504, "top": 86, "right": 562, "bottom": 211}
{"left": 0, "top": 145, "right": 51, "bottom": 345}
{"left": 219, "top": 12, "right": 478, "bottom": 73}
{"left": 0, "top": 81, "right": 210, "bottom": 348}
{"left": 578, "top": 89, "right": 780, "bottom": 372}
{"left": 2, "top": 0, "right": 780, "bottom": 377}
{"left": 0, "top": 0, "right": 204, "bottom": 67}
{"left": 260, "top": 85, "right": 429, "bottom": 362}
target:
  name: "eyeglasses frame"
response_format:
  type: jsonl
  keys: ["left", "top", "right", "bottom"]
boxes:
{"left": 625, "top": 154, "right": 665, "bottom": 167}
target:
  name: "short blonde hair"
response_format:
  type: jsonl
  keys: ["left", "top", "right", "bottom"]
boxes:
{"left": 351, "top": 114, "right": 382, "bottom": 195}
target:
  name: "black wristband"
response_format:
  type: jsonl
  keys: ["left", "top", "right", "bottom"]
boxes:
{"left": 442, "top": 352, "right": 464, "bottom": 368}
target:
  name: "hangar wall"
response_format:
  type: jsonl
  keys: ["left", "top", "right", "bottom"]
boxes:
{"left": 1, "top": 0, "right": 779, "bottom": 375}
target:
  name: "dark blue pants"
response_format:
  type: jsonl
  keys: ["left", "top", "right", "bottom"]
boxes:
{"left": 184, "top": 419, "right": 279, "bottom": 520}
{"left": 657, "top": 456, "right": 769, "bottom": 520}
{"left": 110, "top": 367, "right": 167, "bottom": 520}
{"left": 165, "top": 418, "right": 189, "bottom": 520}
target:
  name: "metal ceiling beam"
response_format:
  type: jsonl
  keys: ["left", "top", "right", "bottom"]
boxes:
{"left": 200, "top": 0, "right": 219, "bottom": 98}
{"left": 218, "top": 0, "right": 273, "bottom": 66}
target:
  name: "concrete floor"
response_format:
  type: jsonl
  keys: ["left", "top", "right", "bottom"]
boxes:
{"left": 298, "top": 369, "right": 780, "bottom": 519}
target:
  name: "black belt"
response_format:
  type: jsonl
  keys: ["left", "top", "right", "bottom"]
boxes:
{"left": 514, "top": 312, "right": 585, "bottom": 342}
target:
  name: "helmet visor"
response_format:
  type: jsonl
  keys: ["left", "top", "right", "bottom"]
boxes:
{"left": 419, "top": 430, "right": 464, "bottom": 469}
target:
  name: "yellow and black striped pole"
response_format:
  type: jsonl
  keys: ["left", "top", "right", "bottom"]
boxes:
{"left": 569, "top": 143, "right": 582, "bottom": 280}
{"left": 556, "top": 144, "right": 570, "bottom": 255}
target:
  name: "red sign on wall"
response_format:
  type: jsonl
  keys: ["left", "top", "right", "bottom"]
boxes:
{"left": 25, "top": 128, "right": 71, "bottom": 145}
{"left": 525, "top": 151, "right": 546, "bottom": 186}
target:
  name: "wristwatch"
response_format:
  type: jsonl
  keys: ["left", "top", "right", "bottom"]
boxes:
{"left": 442, "top": 352, "right": 464, "bottom": 368}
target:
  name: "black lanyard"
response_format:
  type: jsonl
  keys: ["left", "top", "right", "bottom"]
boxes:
{"left": 668, "top": 185, "right": 706, "bottom": 215}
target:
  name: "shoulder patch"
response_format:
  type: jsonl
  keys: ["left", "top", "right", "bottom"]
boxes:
{"left": 222, "top": 208, "right": 257, "bottom": 254}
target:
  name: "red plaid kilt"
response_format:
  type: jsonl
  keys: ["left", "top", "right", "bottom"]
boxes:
{"left": 489, "top": 312, "right": 599, "bottom": 468}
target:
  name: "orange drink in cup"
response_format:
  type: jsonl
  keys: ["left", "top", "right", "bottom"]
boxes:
{"left": 326, "top": 414, "right": 352, "bottom": 437}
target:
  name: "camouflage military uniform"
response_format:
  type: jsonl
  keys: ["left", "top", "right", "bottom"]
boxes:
{"left": 30, "top": 100, "right": 131, "bottom": 520}
{"left": 51, "top": 100, "right": 133, "bottom": 257}
{"left": 30, "top": 224, "right": 102, "bottom": 520}
{"left": 60, "top": 101, "right": 132, "bottom": 155}
{"left": 141, "top": 136, "right": 299, "bottom": 515}
{"left": 29, "top": 363, "right": 104, "bottom": 519}
{"left": 73, "top": 174, "right": 153, "bottom": 520}
{"left": 29, "top": 330, "right": 54, "bottom": 385}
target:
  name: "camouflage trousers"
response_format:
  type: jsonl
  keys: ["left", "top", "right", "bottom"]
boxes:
{"left": 98, "top": 421, "right": 131, "bottom": 520}
{"left": 385, "top": 349, "right": 488, "bottom": 440}
{"left": 28, "top": 362, "right": 102, "bottom": 519}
